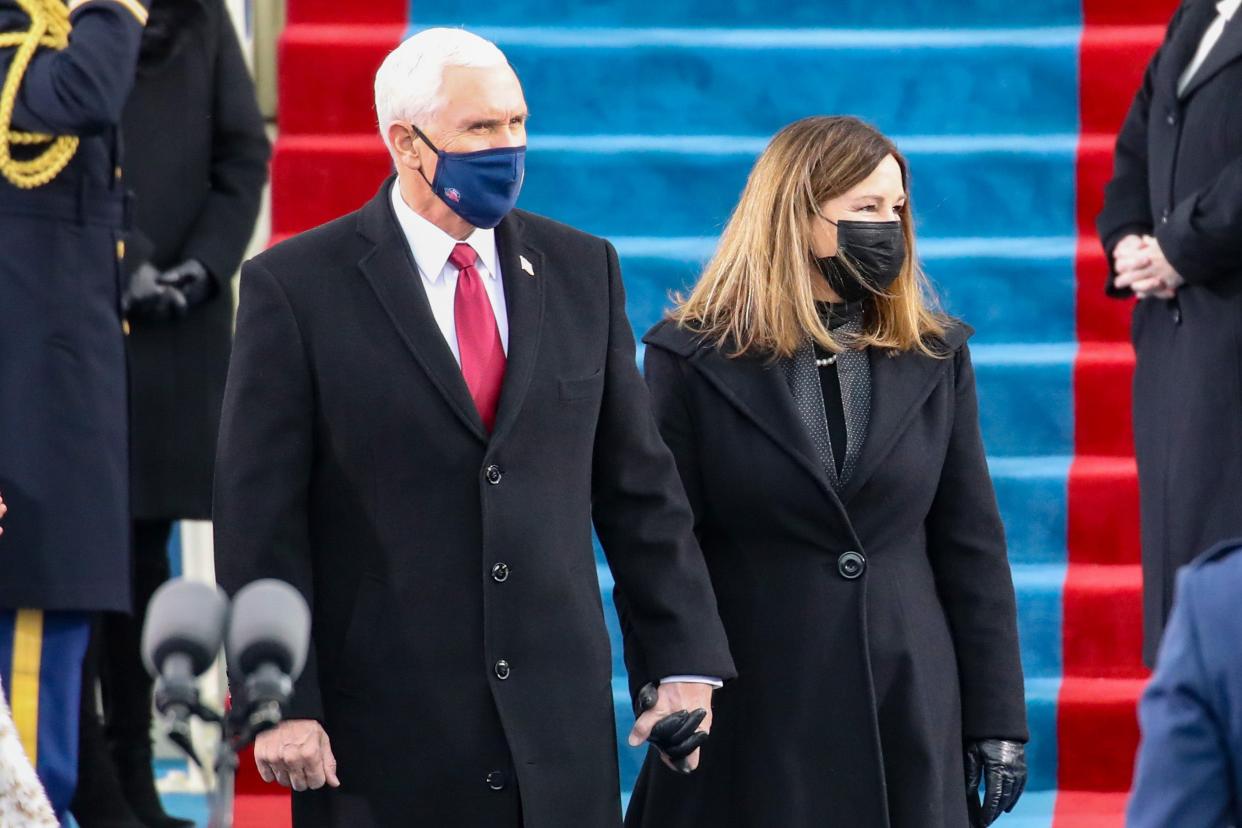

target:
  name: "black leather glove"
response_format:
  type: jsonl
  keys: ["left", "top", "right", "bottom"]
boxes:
{"left": 123, "top": 262, "right": 187, "bottom": 321}
{"left": 634, "top": 682, "right": 710, "bottom": 775}
{"left": 966, "top": 739, "right": 1027, "bottom": 827}
{"left": 157, "top": 259, "right": 217, "bottom": 309}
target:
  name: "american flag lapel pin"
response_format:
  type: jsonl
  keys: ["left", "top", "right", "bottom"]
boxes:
{"left": 519, "top": 255, "right": 535, "bottom": 276}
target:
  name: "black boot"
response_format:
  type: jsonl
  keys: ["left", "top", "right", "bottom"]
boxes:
{"left": 111, "top": 744, "right": 195, "bottom": 828}
{"left": 71, "top": 620, "right": 147, "bottom": 828}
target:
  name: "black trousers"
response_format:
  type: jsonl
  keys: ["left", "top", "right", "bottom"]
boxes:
{"left": 102, "top": 519, "right": 174, "bottom": 745}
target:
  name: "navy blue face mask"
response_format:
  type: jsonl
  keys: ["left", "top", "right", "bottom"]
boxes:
{"left": 411, "top": 125, "right": 526, "bottom": 229}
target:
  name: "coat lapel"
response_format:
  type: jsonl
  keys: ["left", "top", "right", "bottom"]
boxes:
{"left": 839, "top": 329, "right": 970, "bottom": 505}
{"left": 1180, "top": 6, "right": 1242, "bottom": 99}
{"left": 1162, "top": 0, "right": 1224, "bottom": 96}
{"left": 489, "top": 212, "right": 546, "bottom": 446}
{"left": 685, "top": 346, "right": 850, "bottom": 515}
{"left": 356, "top": 179, "right": 489, "bottom": 443}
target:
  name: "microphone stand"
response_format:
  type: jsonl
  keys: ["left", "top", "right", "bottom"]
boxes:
{"left": 157, "top": 679, "right": 286, "bottom": 828}
{"left": 206, "top": 667, "right": 290, "bottom": 828}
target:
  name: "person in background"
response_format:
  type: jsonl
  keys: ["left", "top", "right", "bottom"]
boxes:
{"left": 68, "top": 1, "right": 270, "bottom": 826}
{"left": 1126, "top": 538, "right": 1242, "bottom": 827}
{"left": 1097, "top": 0, "right": 1242, "bottom": 666}
{"left": 0, "top": 0, "right": 150, "bottom": 821}
{"left": 624, "top": 116, "right": 1028, "bottom": 828}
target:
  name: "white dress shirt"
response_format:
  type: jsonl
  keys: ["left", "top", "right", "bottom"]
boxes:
{"left": 1178, "top": 0, "right": 1242, "bottom": 96}
{"left": 390, "top": 182, "right": 509, "bottom": 366}
{"left": 390, "top": 183, "right": 721, "bottom": 691}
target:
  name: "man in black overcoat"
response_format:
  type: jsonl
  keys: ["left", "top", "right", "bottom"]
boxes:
{"left": 1098, "top": 0, "right": 1242, "bottom": 665}
{"left": 212, "top": 27, "right": 735, "bottom": 827}
{"left": 70, "top": 2, "right": 270, "bottom": 825}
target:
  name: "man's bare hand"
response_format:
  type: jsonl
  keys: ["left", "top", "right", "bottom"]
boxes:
{"left": 255, "top": 719, "right": 340, "bottom": 792}
{"left": 1114, "top": 235, "right": 1184, "bottom": 300}
{"left": 627, "top": 682, "right": 714, "bottom": 773}
{"left": 0, "top": 492, "right": 7, "bottom": 537}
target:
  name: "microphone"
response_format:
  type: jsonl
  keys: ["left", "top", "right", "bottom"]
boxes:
{"left": 225, "top": 579, "right": 310, "bottom": 732}
{"left": 141, "top": 578, "right": 230, "bottom": 761}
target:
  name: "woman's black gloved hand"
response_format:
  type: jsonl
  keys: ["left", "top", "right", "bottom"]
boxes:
{"left": 634, "top": 682, "right": 710, "bottom": 775}
{"left": 124, "top": 262, "right": 187, "bottom": 321}
{"left": 157, "top": 259, "right": 217, "bottom": 309}
{"left": 966, "top": 739, "right": 1027, "bottom": 826}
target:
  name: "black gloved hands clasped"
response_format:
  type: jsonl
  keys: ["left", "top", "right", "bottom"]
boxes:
{"left": 157, "top": 259, "right": 216, "bottom": 308}
{"left": 123, "top": 259, "right": 216, "bottom": 322}
{"left": 633, "top": 682, "right": 710, "bottom": 775}
{"left": 966, "top": 739, "right": 1027, "bottom": 827}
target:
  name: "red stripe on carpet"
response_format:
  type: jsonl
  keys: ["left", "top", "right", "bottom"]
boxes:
{"left": 234, "top": 793, "right": 293, "bottom": 828}
{"left": 1056, "top": 2, "right": 1169, "bottom": 821}
{"left": 278, "top": 24, "right": 405, "bottom": 137}
{"left": 1083, "top": 0, "right": 1181, "bottom": 26}
{"left": 1051, "top": 791, "right": 1131, "bottom": 828}
{"left": 286, "top": 0, "right": 407, "bottom": 25}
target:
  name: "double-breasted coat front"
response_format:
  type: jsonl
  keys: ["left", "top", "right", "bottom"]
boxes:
{"left": 622, "top": 320, "right": 1028, "bottom": 828}
{"left": 1097, "top": 0, "right": 1242, "bottom": 664}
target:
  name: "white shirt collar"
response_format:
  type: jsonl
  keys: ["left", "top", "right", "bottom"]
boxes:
{"left": 389, "top": 181, "right": 498, "bottom": 284}
{"left": 1220, "top": 0, "right": 1241, "bottom": 21}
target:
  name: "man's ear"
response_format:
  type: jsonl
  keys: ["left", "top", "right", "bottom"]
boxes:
{"left": 387, "top": 123, "right": 422, "bottom": 174}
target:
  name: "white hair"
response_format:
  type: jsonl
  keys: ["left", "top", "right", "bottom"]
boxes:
{"left": 374, "top": 27, "right": 510, "bottom": 150}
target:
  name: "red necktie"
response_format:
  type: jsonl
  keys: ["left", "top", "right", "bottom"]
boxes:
{"left": 449, "top": 243, "right": 506, "bottom": 431}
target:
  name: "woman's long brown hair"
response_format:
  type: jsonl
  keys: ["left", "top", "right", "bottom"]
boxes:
{"left": 672, "top": 116, "right": 950, "bottom": 359}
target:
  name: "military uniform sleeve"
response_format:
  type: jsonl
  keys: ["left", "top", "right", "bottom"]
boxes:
{"left": 1, "top": 0, "right": 150, "bottom": 135}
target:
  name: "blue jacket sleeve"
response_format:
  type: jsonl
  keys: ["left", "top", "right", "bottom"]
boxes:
{"left": 1, "top": 0, "right": 150, "bottom": 136}
{"left": 1126, "top": 568, "right": 1233, "bottom": 828}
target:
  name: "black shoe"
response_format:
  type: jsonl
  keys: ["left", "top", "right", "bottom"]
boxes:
{"left": 71, "top": 717, "right": 147, "bottom": 828}
{"left": 112, "top": 745, "right": 195, "bottom": 828}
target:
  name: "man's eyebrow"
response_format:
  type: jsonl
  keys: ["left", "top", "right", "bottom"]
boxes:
{"left": 461, "top": 113, "right": 530, "bottom": 129}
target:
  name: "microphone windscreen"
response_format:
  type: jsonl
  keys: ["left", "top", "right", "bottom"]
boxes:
{"left": 226, "top": 579, "right": 310, "bottom": 681}
{"left": 141, "top": 578, "right": 230, "bottom": 678}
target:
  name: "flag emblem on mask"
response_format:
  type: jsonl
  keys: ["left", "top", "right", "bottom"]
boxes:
{"left": 444, "top": 187, "right": 462, "bottom": 203}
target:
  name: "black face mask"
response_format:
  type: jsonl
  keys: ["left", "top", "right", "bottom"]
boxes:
{"left": 815, "top": 219, "right": 906, "bottom": 303}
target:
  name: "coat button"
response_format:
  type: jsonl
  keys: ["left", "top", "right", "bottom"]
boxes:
{"left": 838, "top": 551, "right": 866, "bottom": 580}
{"left": 491, "top": 562, "right": 510, "bottom": 583}
{"left": 494, "top": 660, "right": 511, "bottom": 680}
{"left": 485, "top": 465, "right": 503, "bottom": 485}
{"left": 486, "top": 770, "right": 508, "bottom": 791}
{"left": 1166, "top": 113, "right": 1176, "bottom": 126}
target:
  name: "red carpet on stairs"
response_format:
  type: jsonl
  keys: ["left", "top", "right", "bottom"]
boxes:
{"left": 1058, "top": 0, "right": 1175, "bottom": 823}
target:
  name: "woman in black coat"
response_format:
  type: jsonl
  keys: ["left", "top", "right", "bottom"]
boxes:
{"left": 71, "top": 2, "right": 269, "bottom": 826}
{"left": 1097, "top": 0, "right": 1242, "bottom": 667}
{"left": 620, "top": 117, "right": 1028, "bottom": 828}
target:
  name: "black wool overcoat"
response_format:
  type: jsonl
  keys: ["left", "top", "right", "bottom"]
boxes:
{"left": 122, "top": 0, "right": 269, "bottom": 520}
{"left": 622, "top": 319, "right": 1028, "bottom": 828}
{"left": 212, "top": 180, "right": 736, "bottom": 828}
{"left": 1097, "top": 0, "right": 1242, "bottom": 665}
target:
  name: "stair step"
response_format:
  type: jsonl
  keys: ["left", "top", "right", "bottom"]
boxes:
{"left": 411, "top": 0, "right": 1082, "bottom": 28}
{"left": 1057, "top": 677, "right": 1146, "bottom": 792}
{"left": 278, "top": 24, "right": 1105, "bottom": 137}
{"left": 272, "top": 132, "right": 1100, "bottom": 244}
{"left": 1063, "top": 565, "right": 1146, "bottom": 678}
{"left": 1069, "top": 457, "right": 1140, "bottom": 567}
{"left": 1075, "top": 342, "right": 1136, "bottom": 458}
{"left": 289, "top": 0, "right": 404, "bottom": 25}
